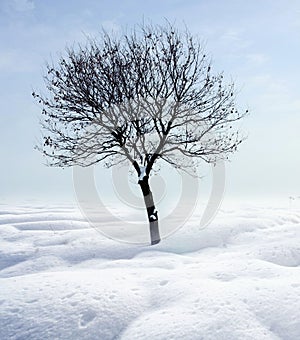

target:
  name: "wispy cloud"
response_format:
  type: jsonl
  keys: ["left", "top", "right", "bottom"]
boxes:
{"left": 11, "top": 0, "right": 35, "bottom": 12}
{"left": 220, "top": 29, "right": 242, "bottom": 43}
{"left": 0, "top": 48, "right": 36, "bottom": 72}
{"left": 101, "top": 20, "right": 121, "bottom": 33}
{"left": 245, "top": 53, "right": 268, "bottom": 66}
{"left": 248, "top": 74, "right": 300, "bottom": 115}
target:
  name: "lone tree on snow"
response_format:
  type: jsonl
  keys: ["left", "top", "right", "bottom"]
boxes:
{"left": 33, "top": 23, "right": 247, "bottom": 245}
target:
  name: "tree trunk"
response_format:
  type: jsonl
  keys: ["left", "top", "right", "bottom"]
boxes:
{"left": 138, "top": 176, "right": 161, "bottom": 245}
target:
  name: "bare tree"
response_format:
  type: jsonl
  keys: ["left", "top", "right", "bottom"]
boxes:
{"left": 33, "top": 23, "right": 247, "bottom": 245}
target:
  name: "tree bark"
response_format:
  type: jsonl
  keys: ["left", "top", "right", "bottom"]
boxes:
{"left": 138, "top": 176, "right": 161, "bottom": 245}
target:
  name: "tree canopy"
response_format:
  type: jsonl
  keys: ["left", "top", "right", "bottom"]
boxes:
{"left": 33, "top": 23, "right": 248, "bottom": 245}
{"left": 33, "top": 23, "right": 247, "bottom": 177}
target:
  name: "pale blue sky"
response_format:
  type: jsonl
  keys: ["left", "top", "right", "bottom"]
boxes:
{"left": 0, "top": 0, "right": 299, "bottom": 205}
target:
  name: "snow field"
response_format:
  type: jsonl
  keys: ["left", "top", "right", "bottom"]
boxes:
{"left": 0, "top": 204, "right": 300, "bottom": 339}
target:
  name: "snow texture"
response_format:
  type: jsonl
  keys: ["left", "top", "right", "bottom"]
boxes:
{"left": 1, "top": 203, "right": 300, "bottom": 339}
{"left": 138, "top": 166, "right": 146, "bottom": 181}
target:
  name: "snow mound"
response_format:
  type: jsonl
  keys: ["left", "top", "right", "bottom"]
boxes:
{"left": 0, "top": 204, "right": 300, "bottom": 339}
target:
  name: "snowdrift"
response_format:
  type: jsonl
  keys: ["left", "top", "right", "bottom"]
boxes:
{"left": 1, "top": 204, "right": 300, "bottom": 339}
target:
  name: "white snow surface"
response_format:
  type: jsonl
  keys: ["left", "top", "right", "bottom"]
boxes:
{"left": 138, "top": 166, "right": 146, "bottom": 181}
{"left": 1, "top": 203, "right": 300, "bottom": 339}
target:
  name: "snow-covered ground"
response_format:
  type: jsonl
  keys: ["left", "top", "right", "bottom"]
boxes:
{"left": 1, "top": 203, "right": 300, "bottom": 339}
